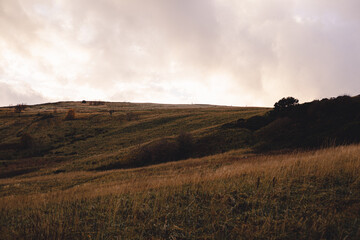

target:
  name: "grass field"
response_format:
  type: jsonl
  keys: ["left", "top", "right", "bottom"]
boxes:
{"left": 0, "top": 102, "right": 359, "bottom": 239}
{"left": 0, "top": 102, "right": 267, "bottom": 176}
{"left": 1, "top": 144, "right": 359, "bottom": 239}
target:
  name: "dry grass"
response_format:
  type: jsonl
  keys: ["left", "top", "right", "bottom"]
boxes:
{"left": 1, "top": 102, "right": 358, "bottom": 239}
{"left": 0, "top": 101, "right": 268, "bottom": 175}
{"left": 0, "top": 144, "right": 359, "bottom": 239}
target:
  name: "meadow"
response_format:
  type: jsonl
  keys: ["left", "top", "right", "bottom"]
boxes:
{"left": 0, "top": 101, "right": 359, "bottom": 239}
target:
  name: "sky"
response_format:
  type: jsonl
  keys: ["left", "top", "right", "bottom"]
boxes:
{"left": 0, "top": 0, "right": 359, "bottom": 107}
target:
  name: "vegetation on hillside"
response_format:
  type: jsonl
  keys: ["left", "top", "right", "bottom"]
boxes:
{"left": 0, "top": 95, "right": 359, "bottom": 239}
{"left": 226, "top": 95, "right": 360, "bottom": 151}
{"left": 0, "top": 102, "right": 267, "bottom": 176}
{"left": 0, "top": 144, "right": 359, "bottom": 239}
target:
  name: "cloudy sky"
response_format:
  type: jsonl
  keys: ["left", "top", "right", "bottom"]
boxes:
{"left": 1, "top": 0, "right": 359, "bottom": 107}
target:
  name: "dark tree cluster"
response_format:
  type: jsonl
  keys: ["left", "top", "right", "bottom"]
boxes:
{"left": 256, "top": 95, "right": 360, "bottom": 150}
{"left": 274, "top": 97, "right": 299, "bottom": 112}
{"left": 224, "top": 94, "right": 360, "bottom": 151}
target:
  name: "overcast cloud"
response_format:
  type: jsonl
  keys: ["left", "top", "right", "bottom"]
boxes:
{"left": 0, "top": 0, "right": 359, "bottom": 106}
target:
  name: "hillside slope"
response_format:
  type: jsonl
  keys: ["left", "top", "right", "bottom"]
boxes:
{"left": 1, "top": 144, "right": 359, "bottom": 239}
{"left": 223, "top": 95, "right": 360, "bottom": 151}
{"left": 0, "top": 100, "right": 359, "bottom": 239}
{"left": 0, "top": 101, "right": 268, "bottom": 177}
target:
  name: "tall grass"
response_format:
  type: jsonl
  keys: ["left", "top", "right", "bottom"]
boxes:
{"left": 0, "top": 144, "right": 359, "bottom": 239}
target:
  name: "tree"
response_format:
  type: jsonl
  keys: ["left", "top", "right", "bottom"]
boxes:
{"left": 274, "top": 97, "right": 299, "bottom": 112}
{"left": 14, "top": 104, "right": 26, "bottom": 116}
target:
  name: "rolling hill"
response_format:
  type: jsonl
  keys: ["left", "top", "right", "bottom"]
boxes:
{"left": 0, "top": 101, "right": 268, "bottom": 177}
{"left": 0, "top": 98, "right": 359, "bottom": 239}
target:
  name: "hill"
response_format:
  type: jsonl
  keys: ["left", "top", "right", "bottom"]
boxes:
{"left": 1, "top": 144, "right": 359, "bottom": 239}
{"left": 0, "top": 98, "right": 359, "bottom": 239}
{"left": 0, "top": 101, "right": 268, "bottom": 177}
{"left": 223, "top": 94, "right": 360, "bottom": 151}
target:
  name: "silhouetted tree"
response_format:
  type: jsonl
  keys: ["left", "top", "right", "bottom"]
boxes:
{"left": 274, "top": 97, "right": 299, "bottom": 112}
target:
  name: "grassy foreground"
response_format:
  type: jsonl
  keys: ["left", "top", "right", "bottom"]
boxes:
{"left": 1, "top": 144, "right": 359, "bottom": 239}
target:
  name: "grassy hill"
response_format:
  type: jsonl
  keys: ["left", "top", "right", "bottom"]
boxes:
{"left": 0, "top": 102, "right": 267, "bottom": 177}
{"left": 0, "top": 100, "right": 359, "bottom": 239}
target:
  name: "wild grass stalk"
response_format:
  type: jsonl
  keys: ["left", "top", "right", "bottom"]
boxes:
{"left": 0, "top": 144, "right": 359, "bottom": 239}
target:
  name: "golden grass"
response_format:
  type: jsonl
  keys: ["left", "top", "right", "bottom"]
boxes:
{"left": 1, "top": 102, "right": 358, "bottom": 238}
{"left": 0, "top": 144, "right": 359, "bottom": 239}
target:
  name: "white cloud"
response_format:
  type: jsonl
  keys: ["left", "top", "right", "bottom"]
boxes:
{"left": 0, "top": 82, "right": 46, "bottom": 106}
{"left": 0, "top": 0, "right": 359, "bottom": 107}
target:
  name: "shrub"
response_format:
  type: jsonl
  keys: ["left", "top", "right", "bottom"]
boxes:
{"left": 134, "top": 138, "right": 177, "bottom": 166}
{"left": 65, "top": 109, "right": 75, "bottom": 120}
{"left": 132, "top": 133, "right": 194, "bottom": 167}
{"left": 14, "top": 104, "right": 27, "bottom": 116}
{"left": 237, "top": 116, "right": 269, "bottom": 130}
{"left": 337, "top": 121, "right": 360, "bottom": 143}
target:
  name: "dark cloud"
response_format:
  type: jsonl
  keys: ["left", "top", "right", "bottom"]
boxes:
{"left": 0, "top": 0, "right": 359, "bottom": 106}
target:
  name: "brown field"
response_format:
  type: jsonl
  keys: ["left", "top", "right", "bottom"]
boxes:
{"left": 0, "top": 102, "right": 359, "bottom": 239}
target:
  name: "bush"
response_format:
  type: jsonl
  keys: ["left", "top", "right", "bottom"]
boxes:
{"left": 132, "top": 133, "right": 194, "bottom": 167}
{"left": 65, "top": 109, "right": 75, "bottom": 120}
{"left": 134, "top": 138, "right": 177, "bottom": 166}
{"left": 14, "top": 104, "right": 27, "bottom": 116}
{"left": 337, "top": 121, "right": 360, "bottom": 143}
{"left": 237, "top": 116, "right": 270, "bottom": 130}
